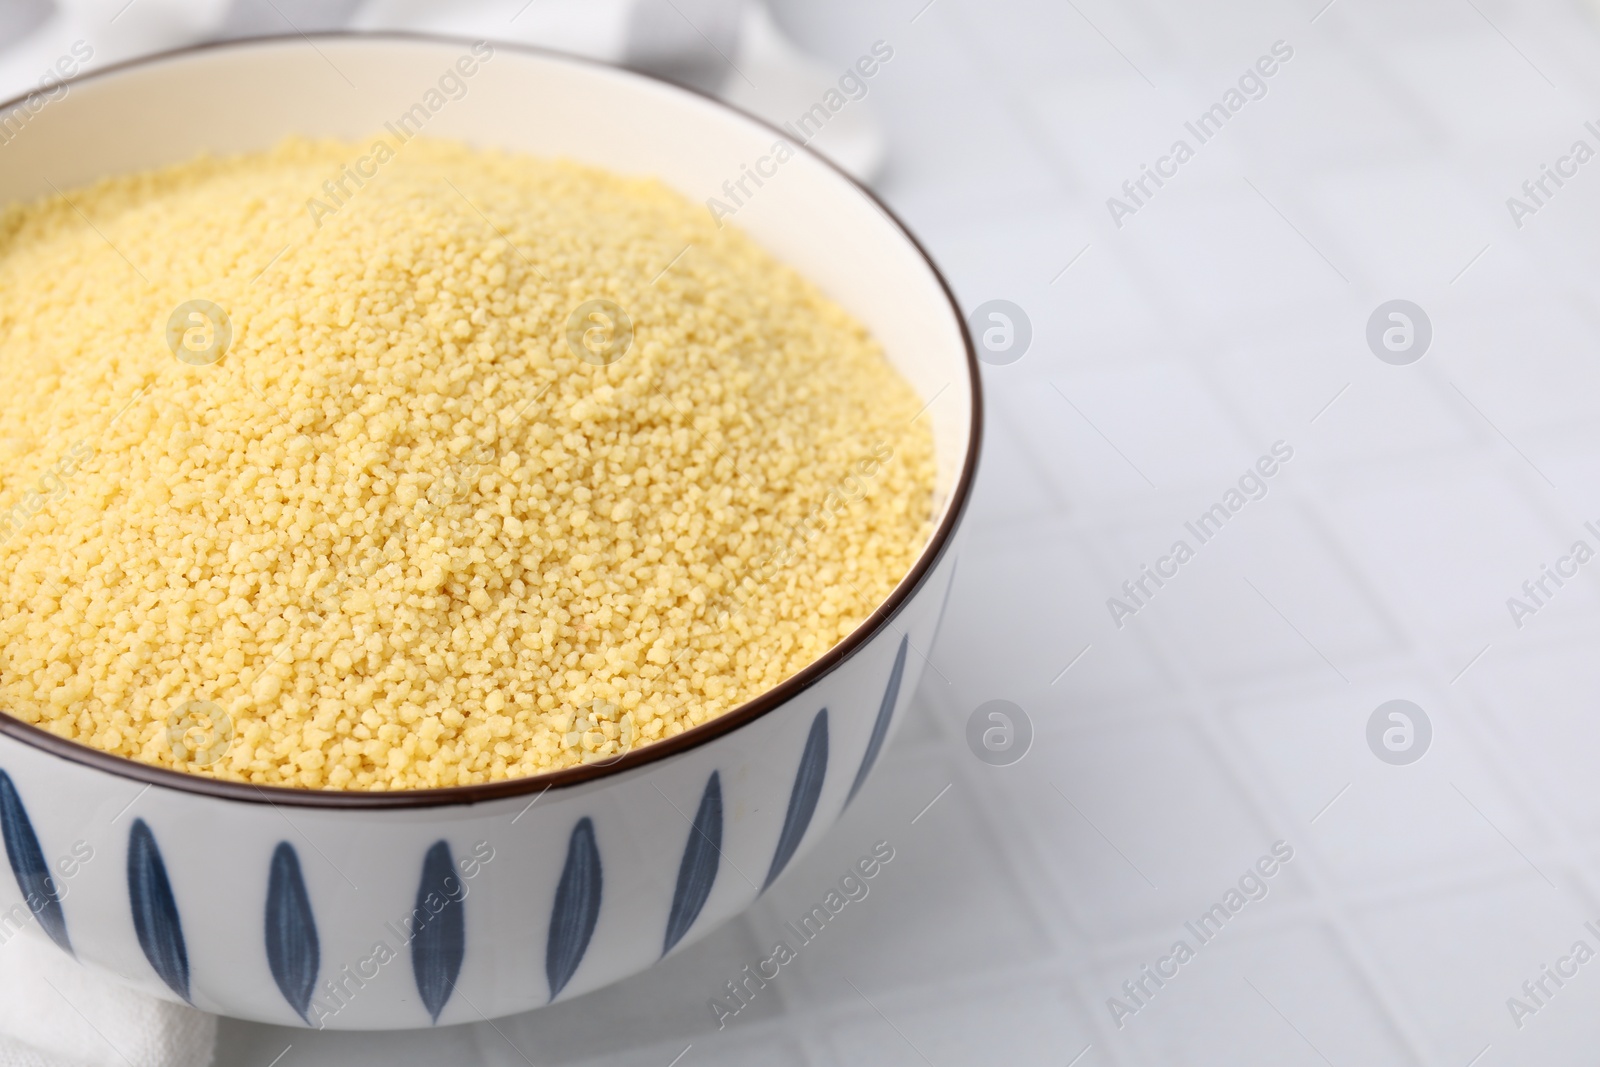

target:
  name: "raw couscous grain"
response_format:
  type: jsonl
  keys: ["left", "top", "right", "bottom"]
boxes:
{"left": 0, "top": 137, "right": 935, "bottom": 790}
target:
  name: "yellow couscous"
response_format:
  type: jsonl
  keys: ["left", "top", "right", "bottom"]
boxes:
{"left": 0, "top": 137, "right": 935, "bottom": 790}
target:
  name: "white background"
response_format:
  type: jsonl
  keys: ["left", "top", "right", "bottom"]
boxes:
{"left": 12, "top": 0, "right": 1600, "bottom": 1063}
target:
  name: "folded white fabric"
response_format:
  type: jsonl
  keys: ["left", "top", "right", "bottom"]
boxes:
{"left": 0, "top": 934, "right": 214, "bottom": 1067}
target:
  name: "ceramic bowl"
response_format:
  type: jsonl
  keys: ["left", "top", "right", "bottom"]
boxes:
{"left": 0, "top": 33, "right": 980, "bottom": 1028}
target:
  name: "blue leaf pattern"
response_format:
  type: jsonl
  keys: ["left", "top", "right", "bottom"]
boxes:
{"left": 847, "top": 635, "right": 909, "bottom": 805}
{"left": 412, "top": 841, "right": 466, "bottom": 1023}
{"left": 265, "top": 843, "right": 320, "bottom": 1023}
{"left": 127, "top": 819, "right": 190, "bottom": 1002}
{"left": 546, "top": 817, "right": 602, "bottom": 1001}
{"left": 764, "top": 708, "right": 829, "bottom": 891}
{"left": 663, "top": 772, "right": 722, "bottom": 957}
{"left": 0, "top": 771, "right": 71, "bottom": 955}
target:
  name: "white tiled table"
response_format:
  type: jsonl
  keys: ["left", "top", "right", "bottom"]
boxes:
{"left": 16, "top": 0, "right": 1600, "bottom": 1062}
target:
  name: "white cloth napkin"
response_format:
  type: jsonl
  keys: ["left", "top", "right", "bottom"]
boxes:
{"left": 1, "top": 0, "right": 884, "bottom": 181}
{"left": 0, "top": 4, "right": 885, "bottom": 1063}
{"left": 0, "top": 934, "right": 214, "bottom": 1067}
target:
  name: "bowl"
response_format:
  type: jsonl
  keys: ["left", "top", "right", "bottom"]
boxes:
{"left": 0, "top": 33, "right": 981, "bottom": 1028}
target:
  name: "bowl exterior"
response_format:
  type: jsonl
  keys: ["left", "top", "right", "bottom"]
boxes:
{"left": 0, "top": 545, "right": 959, "bottom": 1028}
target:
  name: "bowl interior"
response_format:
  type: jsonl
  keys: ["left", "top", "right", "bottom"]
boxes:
{"left": 0, "top": 35, "right": 978, "bottom": 803}
{"left": 0, "top": 34, "right": 974, "bottom": 522}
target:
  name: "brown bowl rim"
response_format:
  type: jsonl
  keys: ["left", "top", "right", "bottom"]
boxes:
{"left": 0, "top": 30, "right": 985, "bottom": 809}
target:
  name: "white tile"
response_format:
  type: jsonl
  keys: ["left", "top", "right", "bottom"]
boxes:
{"left": 1108, "top": 925, "right": 1416, "bottom": 1067}
{"left": 214, "top": 1018, "right": 483, "bottom": 1067}
{"left": 1114, "top": 177, "right": 1356, "bottom": 324}
{"left": 928, "top": 523, "right": 1176, "bottom": 717}
{"left": 1353, "top": 877, "right": 1600, "bottom": 1065}
{"left": 1123, "top": 0, "right": 1298, "bottom": 64}
{"left": 1382, "top": 35, "right": 1578, "bottom": 147}
{"left": 1032, "top": 75, "right": 1247, "bottom": 196}
{"left": 1320, "top": 459, "right": 1567, "bottom": 643}
{"left": 926, "top": 202, "right": 1095, "bottom": 309}
{"left": 1026, "top": 240, "right": 1179, "bottom": 359}
{"left": 672, "top": 1034, "right": 810, "bottom": 1067}
{"left": 1212, "top": 321, "right": 1476, "bottom": 467}
{"left": 947, "top": 0, "right": 1165, "bottom": 97}
{"left": 1095, "top": 497, "right": 1397, "bottom": 685}
{"left": 1001, "top": 382, "right": 1166, "bottom": 509}
{"left": 822, "top": 980, "right": 1100, "bottom": 1067}
{"left": 761, "top": 749, "right": 1053, "bottom": 1006}
{"left": 1228, "top": 678, "right": 1548, "bottom": 888}
{"left": 920, "top": 209, "right": 1170, "bottom": 376}
{"left": 1327, "top": 0, "right": 1480, "bottom": 46}
{"left": 1465, "top": 639, "right": 1600, "bottom": 832}
{"left": 870, "top": 17, "right": 1064, "bottom": 208}
{"left": 1533, "top": 428, "right": 1600, "bottom": 520}
{"left": 487, "top": 914, "right": 794, "bottom": 1063}
{"left": 1440, "top": 293, "right": 1600, "bottom": 438}
{"left": 1299, "top": 164, "right": 1502, "bottom": 291}
{"left": 1240, "top": 47, "right": 1429, "bottom": 166}
{"left": 996, "top": 717, "right": 1308, "bottom": 940}
{"left": 1498, "top": 182, "right": 1600, "bottom": 301}
{"left": 959, "top": 391, "right": 1068, "bottom": 531}
{"left": 1034, "top": 361, "right": 1259, "bottom": 492}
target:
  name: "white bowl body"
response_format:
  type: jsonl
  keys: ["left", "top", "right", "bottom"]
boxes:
{"left": 0, "top": 36, "right": 978, "bottom": 1028}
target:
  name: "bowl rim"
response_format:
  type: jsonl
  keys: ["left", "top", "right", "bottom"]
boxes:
{"left": 0, "top": 30, "right": 984, "bottom": 809}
